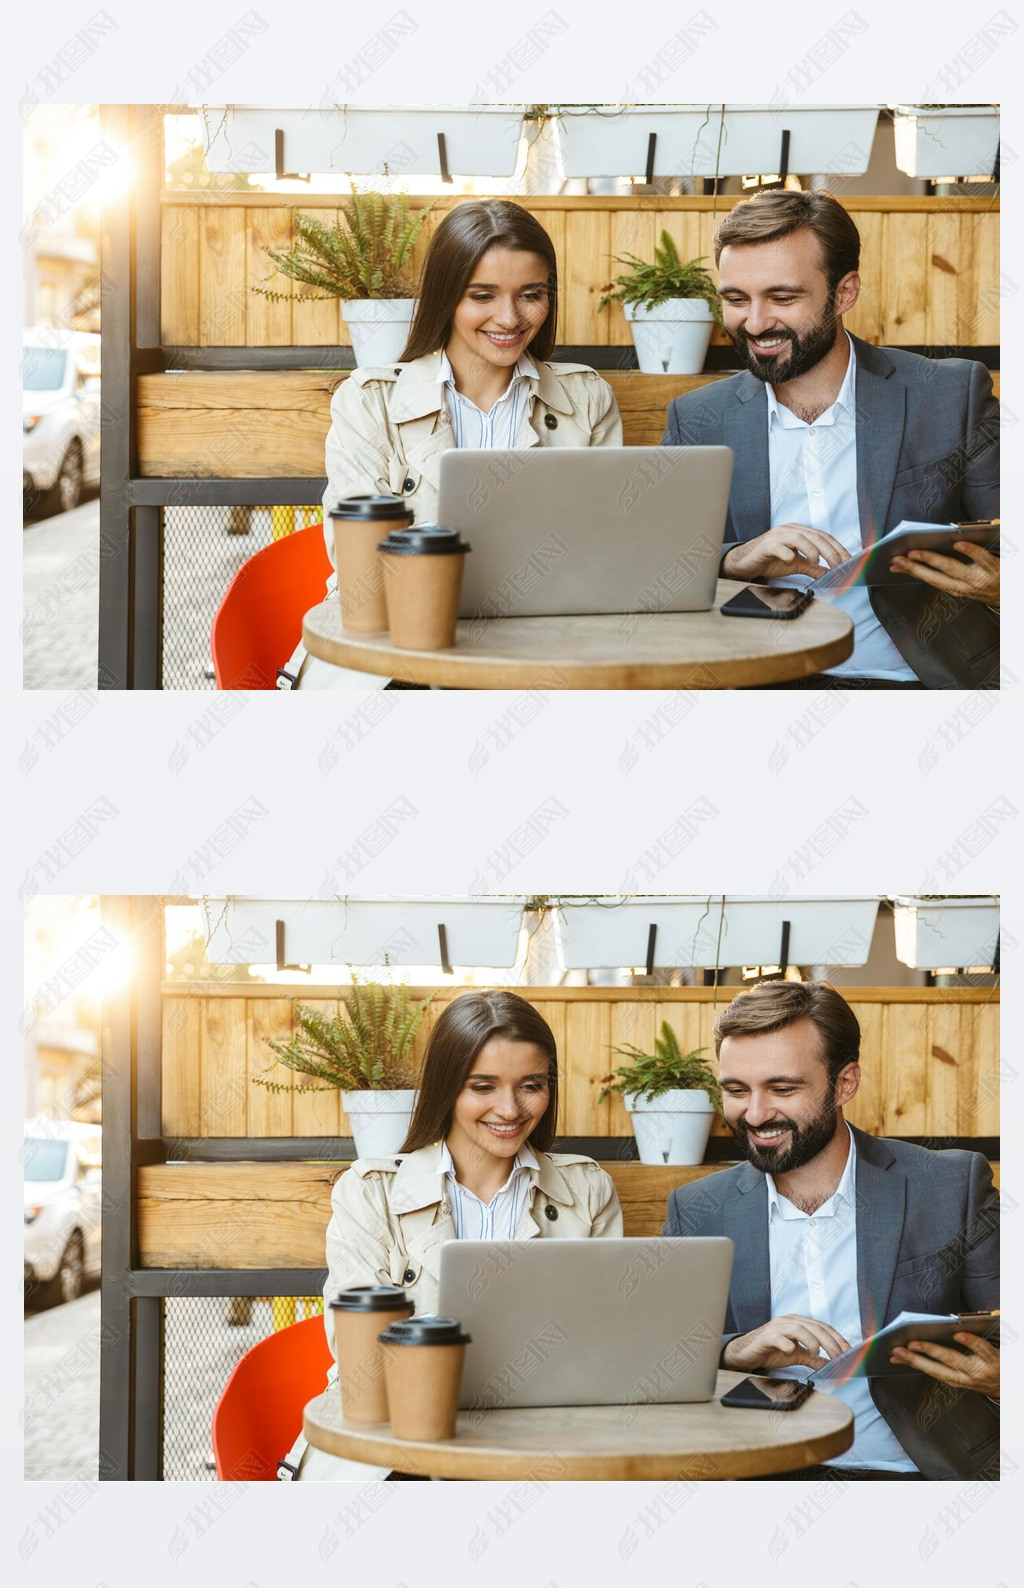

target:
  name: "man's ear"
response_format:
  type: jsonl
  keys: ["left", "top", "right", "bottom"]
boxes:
{"left": 835, "top": 1061, "right": 861, "bottom": 1106}
{"left": 834, "top": 270, "right": 861, "bottom": 317}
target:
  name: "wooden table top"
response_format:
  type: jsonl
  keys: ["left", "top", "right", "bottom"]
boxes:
{"left": 302, "top": 581, "right": 853, "bottom": 689}
{"left": 303, "top": 1373, "right": 854, "bottom": 1480}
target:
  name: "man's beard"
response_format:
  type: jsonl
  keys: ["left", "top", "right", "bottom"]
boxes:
{"left": 728, "top": 295, "right": 839, "bottom": 384}
{"left": 729, "top": 1084, "right": 839, "bottom": 1175}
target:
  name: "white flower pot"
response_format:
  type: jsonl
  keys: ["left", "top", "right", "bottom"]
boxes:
{"left": 892, "top": 897, "right": 1000, "bottom": 970}
{"left": 624, "top": 1090, "right": 715, "bottom": 1166}
{"left": 343, "top": 1089, "right": 418, "bottom": 1158}
{"left": 558, "top": 105, "right": 879, "bottom": 180}
{"left": 201, "top": 897, "right": 526, "bottom": 969}
{"left": 891, "top": 106, "right": 1000, "bottom": 180}
{"left": 342, "top": 299, "right": 417, "bottom": 368}
{"left": 556, "top": 896, "right": 880, "bottom": 970}
{"left": 623, "top": 300, "right": 715, "bottom": 375}
{"left": 201, "top": 106, "right": 526, "bottom": 178}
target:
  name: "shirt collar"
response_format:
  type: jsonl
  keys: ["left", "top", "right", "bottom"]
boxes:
{"left": 437, "top": 346, "right": 539, "bottom": 395}
{"left": 766, "top": 1121, "right": 857, "bottom": 1220}
{"left": 438, "top": 1137, "right": 540, "bottom": 1187}
{"left": 766, "top": 329, "right": 857, "bottom": 429}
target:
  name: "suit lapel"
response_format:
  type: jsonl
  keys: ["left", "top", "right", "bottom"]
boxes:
{"left": 721, "top": 379, "right": 770, "bottom": 542}
{"left": 721, "top": 1168, "right": 771, "bottom": 1333}
{"left": 852, "top": 337, "right": 906, "bottom": 546}
{"left": 851, "top": 1127, "right": 906, "bottom": 1334}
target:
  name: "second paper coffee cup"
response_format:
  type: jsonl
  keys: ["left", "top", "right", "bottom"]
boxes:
{"left": 378, "top": 1315, "right": 472, "bottom": 1441}
{"left": 330, "top": 1285, "right": 413, "bottom": 1422}
{"left": 330, "top": 495, "right": 413, "bottom": 631}
{"left": 378, "top": 524, "right": 471, "bottom": 650}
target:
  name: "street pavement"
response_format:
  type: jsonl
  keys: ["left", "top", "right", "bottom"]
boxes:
{"left": 23, "top": 496, "right": 99, "bottom": 690}
{"left": 24, "top": 1286, "right": 102, "bottom": 1481}
{"left": 24, "top": 1289, "right": 310, "bottom": 1481}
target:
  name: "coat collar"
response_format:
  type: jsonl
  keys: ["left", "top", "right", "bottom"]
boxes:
{"left": 388, "top": 1140, "right": 578, "bottom": 1215}
{"left": 387, "top": 350, "right": 576, "bottom": 424}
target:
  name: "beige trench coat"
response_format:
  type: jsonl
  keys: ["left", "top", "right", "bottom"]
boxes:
{"left": 286, "top": 1143, "right": 623, "bottom": 1479}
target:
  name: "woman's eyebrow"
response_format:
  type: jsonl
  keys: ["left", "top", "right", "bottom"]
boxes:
{"left": 466, "top": 280, "right": 549, "bottom": 290}
{"left": 467, "top": 1070, "right": 549, "bottom": 1080}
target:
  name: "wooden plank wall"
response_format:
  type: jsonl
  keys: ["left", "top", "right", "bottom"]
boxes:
{"left": 161, "top": 985, "right": 1000, "bottom": 1143}
{"left": 137, "top": 1161, "right": 722, "bottom": 1264}
{"left": 136, "top": 1153, "right": 1001, "bottom": 1267}
{"left": 160, "top": 194, "right": 1000, "bottom": 352}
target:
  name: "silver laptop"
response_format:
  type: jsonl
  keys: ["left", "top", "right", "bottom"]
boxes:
{"left": 438, "top": 446, "right": 733, "bottom": 620}
{"left": 437, "top": 1236, "right": 733, "bottom": 1411}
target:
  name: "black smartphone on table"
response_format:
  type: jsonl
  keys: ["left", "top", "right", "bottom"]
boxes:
{"left": 720, "top": 1375, "right": 814, "bottom": 1411}
{"left": 720, "top": 585, "right": 814, "bottom": 620}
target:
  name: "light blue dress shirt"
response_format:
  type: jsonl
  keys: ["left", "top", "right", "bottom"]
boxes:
{"left": 438, "top": 1138, "right": 539, "bottom": 1240}
{"left": 766, "top": 334, "right": 918, "bottom": 680}
{"left": 765, "top": 1124, "right": 917, "bottom": 1471}
{"left": 438, "top": 348, "right": 537, "bottom": 449}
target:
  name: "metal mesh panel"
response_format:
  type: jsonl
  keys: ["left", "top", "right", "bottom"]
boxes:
{"left": 161, "top": 506, "right": 321, "bottom": 690}
{"left": 162, "top": 1295, "right": 324, "bottom": 1480}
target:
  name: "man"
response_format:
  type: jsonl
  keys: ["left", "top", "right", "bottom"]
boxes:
{"left": 663, "top": 191, "right": 1000, "bottom": 688}
{"left": 664, "top": 981, "right": 999, "bottom": 1479}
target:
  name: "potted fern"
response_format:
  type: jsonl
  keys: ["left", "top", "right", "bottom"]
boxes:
{"left": 598, "top": 1022, "right": 723, "bottom": 1165}
{"left": 254, "top": 978, "right": 435, "bottom": 1157}
{"left": 253, "top": 186, "right": 432, "bottom": 367}
{"left": 599, "top": 232, "right": 722, "bottom": 375}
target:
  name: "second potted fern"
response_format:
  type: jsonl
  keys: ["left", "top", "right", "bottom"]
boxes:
{"left": 599, "top": 1022, "right": 723, "bottom": 1165}
{"left": 599, "top": 231, "right": 722, "bottom": 375}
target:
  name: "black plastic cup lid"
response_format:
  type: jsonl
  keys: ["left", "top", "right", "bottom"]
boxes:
{"left": 329, "top": 495, "right": 414, "bottom": 521}
{"left": 377, "top": 524, "right": 471, "bottom": 556}
{"left": 330, "top": 1286, "right": 413, "bottom": 1313}
{"left": 378, "top": 1316, "right": 471, "bottom": 1346}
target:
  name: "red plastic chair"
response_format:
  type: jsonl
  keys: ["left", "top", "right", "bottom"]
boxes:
{"left": 211, "top": 522, "right": 332, "bottom": 690}
{"left": 212, "top": 1313, "right": 334, "bottom": 1481}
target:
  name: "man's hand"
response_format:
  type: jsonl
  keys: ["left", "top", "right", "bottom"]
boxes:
{"left": 890, "top": 542, "right": 1000, "bottom": 606}
{"left": 722, "top": 524, "right": 849, "bottom": 582}
{"left": 890, "top": 1332, "right": 1000, "bottom": 1397}
{"left": 722, "top": 1315, "right": 852, "bottom": 1372}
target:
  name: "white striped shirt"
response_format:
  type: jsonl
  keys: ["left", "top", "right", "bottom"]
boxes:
{"left": 438, "top": 1138, "right": 539, "bottom": 1239}
{"left": 438, "top": 348, "right": 537, "bottom": 450}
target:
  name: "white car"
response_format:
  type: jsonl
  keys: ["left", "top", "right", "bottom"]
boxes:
{"left": 23, "top": 328, "right": 101, "bottom": 518}
{"left": 24, "top": 1120, "right": 102, "bottom": 1307}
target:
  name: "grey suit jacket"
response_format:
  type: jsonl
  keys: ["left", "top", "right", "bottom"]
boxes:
{"left": 663, "top": 1127, "right": 999, "bottom": 1479}
{"left": 663, "top": 336, "right": 1000, "bottom": 688}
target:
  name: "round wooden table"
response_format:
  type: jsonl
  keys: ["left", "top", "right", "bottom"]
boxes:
{"left": 301, "top": 581, "right": 853, "bottom": 689}
{"left": 302, "top": 1373, "right": 853, "bottom": 1480}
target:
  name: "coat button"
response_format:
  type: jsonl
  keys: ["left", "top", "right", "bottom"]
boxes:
{"left": 403, "top": 478, "right": 415, "bottom": 492}
{"left": 394, "top": 368, "right": 402, "bottom": 376}
{"left": 544, "top": 413, "right": 558, "bottom": 429}
{"left": 394, "top": 1160, "right": 402, "bottom": 1168}
{"left": 544, "top": 1204, "right": 558, "bottom": 1220}
{"left": 403, "top": 1268, "right": 416, "bottom": 1285}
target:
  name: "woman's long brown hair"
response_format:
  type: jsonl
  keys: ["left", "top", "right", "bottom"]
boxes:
{"left": 399, "top": 989, "right": 559, "bottom": 1153}
{"left": 399, "top": 200, "right": 558, "bottom": 363}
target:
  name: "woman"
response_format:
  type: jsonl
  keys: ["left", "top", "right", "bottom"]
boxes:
{"left": 289, "top": 200, "right": 623, "bottom": 688}
{"left": 287, "top": 989, "right": 623, "bottom": 1478}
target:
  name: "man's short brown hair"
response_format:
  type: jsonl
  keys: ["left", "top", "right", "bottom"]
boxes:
{"left": 713, "top": 191, "right": 861, "bottom": 295}
{"left": 714, "top": 980, "right": 861, "bottom": 1082}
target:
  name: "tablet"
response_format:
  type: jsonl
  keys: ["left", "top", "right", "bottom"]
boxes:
{"left": 859, "top": 522, "right": 1000, "bottom": 589}
{"left": 820, "top": 1312, "right": 1000, "bottom": 1381}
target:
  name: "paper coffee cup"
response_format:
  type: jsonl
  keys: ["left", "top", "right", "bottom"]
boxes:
{"left": 378, "top": 524, "right": 471, "bottom": 651}
{"left": 330, "top": 496, "right": 414, "bottom": 631}
{"left": 378, "top": 1315, "right": 472, "bottom": 1441}
{"left": 330, "top": 1286, "right": 413, "bottom": 1422}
